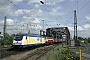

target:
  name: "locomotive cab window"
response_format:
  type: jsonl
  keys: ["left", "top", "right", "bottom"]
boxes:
{"left": 14, "top": 34, "right": 23, "bottom": 41}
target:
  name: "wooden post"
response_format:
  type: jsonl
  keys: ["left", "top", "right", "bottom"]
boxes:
{"left": 80, "top": 49, "right": 82, "bottom": 60}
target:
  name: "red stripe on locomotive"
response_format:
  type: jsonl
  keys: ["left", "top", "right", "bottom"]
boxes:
{"left": 46, "top": 37, "right": 54, "bottom": 43}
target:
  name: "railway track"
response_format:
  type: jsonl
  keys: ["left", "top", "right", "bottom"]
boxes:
{"left": 22, "top": 46, "right": 52, "bottom": 60}
{"left": 1, "top": 43, "right": 60, "bottom": 60}
{"left": 1, "top": 46, "right": 32, "bottom": 58}
{"left": 20, "top": 44, "right": 59, "bottom": 60}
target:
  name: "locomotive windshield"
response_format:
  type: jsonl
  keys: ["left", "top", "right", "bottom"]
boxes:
{"left": 14, "top": 34, "right": 23, "bottom": 41}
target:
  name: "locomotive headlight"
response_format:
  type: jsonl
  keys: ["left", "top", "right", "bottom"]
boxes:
{"left": 20, "top": 43, "right": 22, "bottom": 45}
{"left": 13, "top": 43, "right": 22, "bottom": 45}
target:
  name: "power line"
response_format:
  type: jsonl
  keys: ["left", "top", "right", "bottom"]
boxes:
{"left": 41, "top": 0, "right": 66, "bottom": 20}
{"left": 78, "top": 0, "right": 90, "bottom": 13}
{"left": 67, "top": 0, "right": 90, "bottom": 23}
{"left": 23, "top": 0, "right": 32, "bottom": 9}
{"left": 39, "top": 0, "right": 60, "bottom": 27}
{"left": 66, "top": 0, "right": 79, "bottom": 16}
{"left": 64, "top": 0, "right": 79, "bottom": 24}
{"left": 22, "top": 0, "right": 38, "bottom": 19}
{"left": 8, "top": 0, "right": 31, "bottom": 17}
{"left": 40, "top": 0, "right": 80, "bottom": 25}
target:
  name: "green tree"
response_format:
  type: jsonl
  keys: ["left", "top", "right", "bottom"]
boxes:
{"left": 5, "top": 33, "right": 15, "bottom": 45}
{"left": 88, "top": 37, "right": 90, "bottom": 43}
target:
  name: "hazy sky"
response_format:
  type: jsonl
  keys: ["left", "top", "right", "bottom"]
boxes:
{"left": 0, "top": 0, "right": 90, "bottom": 38}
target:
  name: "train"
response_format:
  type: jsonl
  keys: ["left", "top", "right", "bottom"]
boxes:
{"left": 13, "top": 33, "right": 46, "bottom": 48}
{"left": 12, "top": 27, "right": 70, "bottom": 49}
{"left": 12, "top": 33, "right": 64, "bottom": 49}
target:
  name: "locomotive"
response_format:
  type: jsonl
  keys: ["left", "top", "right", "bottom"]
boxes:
{"left": 12, "top": 27, "right": 67, "bottom": 49}
{"left": 12, "top": 33, "right": 46, "bottom": 48}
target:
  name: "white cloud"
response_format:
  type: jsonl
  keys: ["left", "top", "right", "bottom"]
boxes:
{"left": 78, "top": 30, "right": 90, "bottom": 38}
{"left": 0, "top": 17, "right": 42, "bottom": 34}
{"left": 14, "top": 9, "right": 23, "bottom": 16}
{"left": 86, "top": 15, "right": 90, "bottom": 24}
{"left": 7, "top": 19, "right": 14, "bottom": 25}
{"left": 48, "top": 6, "right": 64, "bottom": 16}
{"left": 28, "top": 0, "right": 64, "bottom": 6}
{"left": 83, "top": 24, "right": 90, "bottom": 29}
{"left": 77, "top": 26, "right": 84, "bottom": 31}
{"left": 0, "top": 0, "right": 90, "bottom": 38}
{"left": 34, "top": 4, "right": 39, "bottom": 8}
{"left": 0, "top": 20, "right": 4, "bottom": 24}
{"left": 45, "top": 0, "right": 64, "bottom": 6}
{"left": 32, "top": 18, "right": 41, "bottom": 23}
{"left": 70, "top": 0, "right": 74, "bottom": 2}
{"left": 0, "top": 5, "right": 13, "bottom": 16}
{"left": 23, "top": 16, "right": 32, "bottom": 20}
{"left": 23, "top": 16, "right": 41, "bottom": 24}
{"left": 14, "top": 9, "right": 43, "bottom": 17}
{"left": 86, "top": 15, "right": 90, "bottom": 20}
{"left": 68, "top": 27, "right": 74, "bottom": 31}
{"left": 9, "top": 0, "right": 23, "bottom": 4}
{"left": 23, "top": 16, "right": 42, "bottom": 33}
{"left": 28, "top": 0, "right": 40, "bottom": 5}
{"left": 0, "top": 0, "right": 23, "bottom": 16}
{"left": 2, "top": 8, "right": 43, "bottom": 17}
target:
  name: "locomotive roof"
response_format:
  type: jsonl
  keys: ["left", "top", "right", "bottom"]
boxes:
{"left": 23, "top": 33, "right": 46, "bottom": 37}
{"left": 15, "top": 33, "right": 46, "bottom": 37}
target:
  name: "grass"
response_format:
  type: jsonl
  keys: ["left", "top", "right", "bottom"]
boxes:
{"left": 46, "top": 45, "right": 87, "bottom": 60}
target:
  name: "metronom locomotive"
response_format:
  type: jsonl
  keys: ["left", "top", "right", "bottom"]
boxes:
{"left": 12, "top": 33, "right": 46, "bottom": 49}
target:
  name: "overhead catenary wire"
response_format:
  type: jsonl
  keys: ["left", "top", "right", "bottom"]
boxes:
{"left": 7, "top": 0, "right": 31, "bottom": 17}
{"left": 65, "top": 0, "right": 79, "bottom": 24}
{"left": 23, "top": 0, "right": 43, "bottom": 22}
{"left": 67, "top": 0, "right": 90, "bottom": 23}
{"left": 7, "top": 1, "right": 37, "bottom": 26}
{"left": 44, "top": 0, "right": 79, "bottom": 19}
{"left": 40, "top": 0, "right": 80, "bottom": 26}
{"left": 78, "top": 0, "right": 90, "bottom": 13}
{"left": 66, "top": 0, "right": 80, "bottom": 16}
{"left": 7, "top": 0, "right": 39, "bottom": 34}
{"left": 39, "top": 0, "right": 67, "bottom": 27}
{"left": 8, "top": 0, "right": 90, "bottom": 27}
{"left": 22, "top": 0, "right": 46, "bottom": 28}
{"left": 40, "top": 0, "right": 66, "bottom": 20}
{"left": 23, "top": 0, "right": 33, "bottom": 9}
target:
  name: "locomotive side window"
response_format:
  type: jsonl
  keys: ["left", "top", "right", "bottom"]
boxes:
{"left": 26, "top": 36, "right": 27, "bottom": 39}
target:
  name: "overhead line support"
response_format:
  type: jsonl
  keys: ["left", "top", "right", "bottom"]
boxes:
{"left": 74, "top": 10, "right": 77, "bottom": 45}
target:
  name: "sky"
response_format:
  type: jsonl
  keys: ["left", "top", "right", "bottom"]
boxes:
{"left": 0, "top": 0, "right": 90, "bottom": 38}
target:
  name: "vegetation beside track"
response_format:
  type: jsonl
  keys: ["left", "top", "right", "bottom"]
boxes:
{"left": 47, "top": 45, "right": 87, "bottom": 60}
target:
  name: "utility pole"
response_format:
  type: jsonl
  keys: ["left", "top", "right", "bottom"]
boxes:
{"left": 0, "top": 32, "right": 1, "bottom": 58}
{"left": 42, "top": 20, "right": 44, "bottom": 31}
{"left": 74, "top": 10, "right": 77, "bottom": 45}
{"left": 3, "top": 16, "right": 6, "bottom": 46}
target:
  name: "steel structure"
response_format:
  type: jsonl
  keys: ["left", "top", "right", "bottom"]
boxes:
{"left": 3, "top": 16, "right": 6, "bottom": 45}
{"left": 46, "top": 27, "right": 70, "bottom": 45}
{"left": 42, "top": 20, "right": 44, "bottom": 31}
{"left": 0, "top": 32, "right": 1, "bottom": 58}
{"left": 74, "top": 10, "right": 77, "bottom": 44}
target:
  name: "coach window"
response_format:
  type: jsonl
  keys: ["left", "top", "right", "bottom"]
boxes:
{"left": 26, "top": 36, "right": 27, "bottom": 39}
